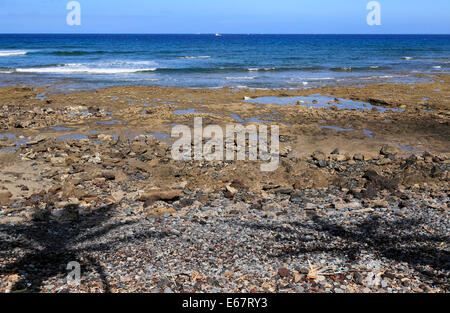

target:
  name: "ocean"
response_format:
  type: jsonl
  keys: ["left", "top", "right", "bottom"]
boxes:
{"left": 0, "top": 34, "right": 449, "bottom": 90}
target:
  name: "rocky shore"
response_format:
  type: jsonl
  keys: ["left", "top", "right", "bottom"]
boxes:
{"left": 0, "top": 74, "right": 449, "bottom": 293}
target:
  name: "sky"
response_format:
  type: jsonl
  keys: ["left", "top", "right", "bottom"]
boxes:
{"left": 0, "top": 0, "right": 449, "bottom": 34}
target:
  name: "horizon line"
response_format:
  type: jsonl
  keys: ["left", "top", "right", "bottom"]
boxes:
{"left": 1, "top": 33, "right": 450, "bottom": 35}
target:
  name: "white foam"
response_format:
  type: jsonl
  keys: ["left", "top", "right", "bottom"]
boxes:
{"left": 0, "top": 70, "right": 13, "bottom": 74}
{"left": 0, "top": 50, "right": 28, "bottom": 57}
{"left": 181, "top": 56, "right": 211, "bottom": 59}
{"left": 107, "top": 60, "right": 158, "bottom": 66}
{"left": 16, "top": 67, "right": 156, "bottom": 74}
{"left": 403, "top": 57, "right": 414, "bottom": 60}
{"left": 225, "top": 76, "right": 256, "bottom": 80}
{"left": 248, "top": 67, "right": 276, "bottom": 71}
{"left": 432, "top": 66, "right": 442, "bottom": 69}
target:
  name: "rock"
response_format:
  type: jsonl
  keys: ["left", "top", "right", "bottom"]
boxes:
{"left": 278, "top": 267, "right": 291, "bottom": 278}
{"left": 312, "top": 150, "right": 326, "bottom": 161}
{"left": 372, "top": 200, "right": 389, "bottom": 208}
{"left": 398, "top": 200, "right": 410, "bottom": 209}
{"left": 0, "top": 216, "right": 28, "bottom": 224}
{"left": 363, "top": 170, "right": 397, "bottom": 193}
{"left": 51, "top": 205, "right": 79, "bottom": 222}
{"left": 0, "top": 190, "right": 13, "bottom": 204}
{"left": 62, "top": 183, "right": 86, "bottom": 200}
{"left": 139, "top": 190, "right": 182, "bottom": 202}
{"left": 93, "top": 177, "right": 106, "bottom": 186}
{"left": 353, "top": 154, "right": 364, "bottom": 161}
{"left": 243, "top": 96, "right": 251, "bottom": 100}
{"left": 333, "top": 201, "right": 362, "bottom": 210}
{"left": 353, "top": 272, "right": 364, "bottom": 284}
{"left": 101, "top": 171, "right": 116, "bottom": 180}
{"left": 380, "top": 145, "right": 397, "bottom": 156}
{"left": 27, "top": 135, "right": 46, "bottom": 145}
{"left": 377, "top": 158, "right": 392, "bottom": 165}
{"left": 331, "top": 148, "right": 340, "bottom": 155}
{"left": 225, "top": 184, "right": 238, "bottom": 196}
{"left": 50, "top": 157, "right": 66, "bottom": 165}
{"left": 305, "top": 203, "right": 316, "bottom": 210}
{"left": 331, "top": 154, "right": 346, "bottom": 162}
{"left": 147, "top": 207, "right": 177, "bottom": 216}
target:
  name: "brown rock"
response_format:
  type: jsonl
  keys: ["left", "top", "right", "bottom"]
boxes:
{"left": 377, "top": 158, "right": 392, "bottom": 165}
{"left": 140, "top": 190, "right": 182, "bottom": 202}
{"left": 0, "top": 190, "right": 13, "bottom": 204}
{"left": 333, "top": 201, "right": 362, "bottom": 210}
{"left": 380, "top": 144, "right": 398, "bottom": 156}
{"left": 278, "top": 267, "right": 291, "bottom": 278}
{"left": 101, "top": 170, "right": 116, "bottom": 180}
{"left": 0, "top": 216, "right": 28, "bottom": 224}
{"left": 147, "top": 207, "right": 177, "bottom": 216}
{"left": 372, "top": 200, "right": 389, "bottom": 208}
{"left": 312, "top": 151, "right": 326, "bottom": 161}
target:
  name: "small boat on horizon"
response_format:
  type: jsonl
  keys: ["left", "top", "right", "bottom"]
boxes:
{"left": 215, "top": 33, "right": 222, "bottom": 37}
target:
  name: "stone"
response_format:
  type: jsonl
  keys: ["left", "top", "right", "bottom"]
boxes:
{"left": 147, "top": 207, "right": 177, "bottom": 216}
{"left": 380, "top": 144, "right": 397, "bottom": 156}
{"left": 353, "top": 154, "right": 364, "bottom": 161}
{"left": 0, "top": 216, "right": 28, "bottom": 224}
{"left": 140, "top": 190, "right": 182, "bottom": 202}
{"left": 0, "top": 190, "right": 13, "bottom": 204}
{"left": 331, "top": 148, "right": 340, "bottom": 155}
{"left": 305, "top": 203, "right": 316, "bottom": 210}
{"left": 101, "top": 170, "right": 116, "bottom": 180}
{"left": 27, "top": 135, "right": 46, "bottom": 145}
{"left": 312, "top": 150, "right": 326, "bottom": 161}
{"left": 377, "top": 158, "right": 392, "bottom": 165}
{"left": 225, "top": 184, "right": 238, "bottom": 196}
{"left": 333, "top": 201, "right": 362, "bottom": 210}
{"left": 331, "top": 154, "right": 346, "bottom": 161}
{"left": 372, "top": 200, "right": 389, "bottom": 208}
{"left": 278, "top": 267, "right": 291, "bottom": 278}
{"left": 50, "top": 157, "right": 66, "bottom": 165}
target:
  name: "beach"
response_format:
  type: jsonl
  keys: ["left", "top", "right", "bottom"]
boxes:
{"left": 0, "top": 69, "right": 449, "bottom": 293}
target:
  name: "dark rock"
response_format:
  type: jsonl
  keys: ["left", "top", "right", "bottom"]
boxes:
{"left": 331, "top": 148, "right": 340, "bottom": 155}
{"left": 353, "top": 272, "right": 364, "bottom": 284}
{"left": 278, "top": 268, "right": 291, "bottom": 278}
{"left": 363, "top": 170, "right": 397, "bottom": 196}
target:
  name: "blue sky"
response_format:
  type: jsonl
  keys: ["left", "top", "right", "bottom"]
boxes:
{"left": 0, "top": 0, "right": 449, "bottom": 34}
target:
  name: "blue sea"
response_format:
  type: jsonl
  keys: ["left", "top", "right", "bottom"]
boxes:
{"left": 0, "top": 34, "right": 449, "bottom": 90}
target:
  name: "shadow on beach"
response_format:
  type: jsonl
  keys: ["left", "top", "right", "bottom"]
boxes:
{"left": 237, "top": 213, "right": 450, "bottom": 288}
{"left": 0, "top": 203, "right": 167, "bottom": 292}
